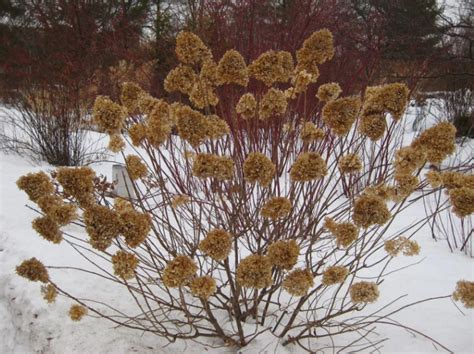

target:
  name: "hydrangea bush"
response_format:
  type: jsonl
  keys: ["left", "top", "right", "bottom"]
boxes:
{"left": 16, "top": 30, "right": 473, "bottom": 350}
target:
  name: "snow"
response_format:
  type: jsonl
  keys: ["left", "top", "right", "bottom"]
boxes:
{"left": 1, "top": 123, "right": 473, "bottom": 353}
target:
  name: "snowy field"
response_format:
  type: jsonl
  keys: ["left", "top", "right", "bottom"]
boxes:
{"left": 0, "top": 96, "right": 473, "bottom": 353}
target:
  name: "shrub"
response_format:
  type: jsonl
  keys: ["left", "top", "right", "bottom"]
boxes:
{"left": 16, "top": 30, "right": 468, "bottom": 351}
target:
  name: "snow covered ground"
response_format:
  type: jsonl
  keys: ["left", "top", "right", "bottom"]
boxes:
{"left": 0, "top": 103, "right": 473, "bottom": 354}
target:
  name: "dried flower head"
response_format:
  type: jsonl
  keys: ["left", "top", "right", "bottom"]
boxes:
{"left": 322, "top": 96, "right": 361, "bottom": 136}
{"left": 291, "top": 69, "right": 317, "bottom": 94}
{"left": 190, "top": 276, "right": 217, "bottom": 300}
{"left": 362, "top": 83, "right": 409, "bottom": 120}
{"left": 449, "top": 187, "right": 474, "bottom": 218}
{"left": 192, "top": 153, "right": 234, "bottom": 180}
{"left": 358, "top": 113, "right": 386, "bottom": 141}
{"left": 236, "top": 254, "right": 272, "bottom": 289}
{"left": 259, "top": 88, "right": 288, "bottom": 120}
{"left": 282, "top": 268, "right": 314, "bottom": 296}
{"left": 261, "top": 197, "right": 292, "bottom": 220}
{"left": 84, "top": 205, "right": 121, "bottom": 251}
{"left": 267, "top": 239, "right": 299, "bottom": 270}
{"left": 162, "top": 255, "right": 197, "bottom": 288}
{"left": 243, "top": 152, "right": 275, "bottom": 187}
{"left": 200, "top": 59, "right": 219, "bottom": 85}
{"left": 112, "top": 250, "right": 138, "bottom": 280}
{"left": 189, "top": 81, "right": 219, "bottom": 109}
{"left": 236, "top": 93, "right": 257, "bottom": 119}
{"left": 137, "top": 94, "right": 161, "bottom": 116}
{"left": 322, "top": 266, "right": 349, "bottom": 286}
{"left": 426, "top": 170, "right": 442, "bottom": 188}
{"left": 146, "top": 99, "right": 172, "bottom": 147}
{"left": 175, "top": 31, "right": 212, "bottom": 65}
{"left": 393, "top": 172, "right": 419, "bottom": 198}
{"left": 69, "top": 305, "right": 87, "bottom": 321}
{"left": 164, "top": 64, "right": 197, "bottom": 94}
{"left": 290, "top": 152, "right": 328, "bottom": 182}
{"left": 384, "top": 236, "right": 420, "bottom": 257}
{"left": 411, "top": 122, "right": 456, "bottom": 164}
{"left": 171, "top": 194, "right": 190, "bottom": 209}
{"left": 363, "top": 183, "right": 394, "bottom": 201}
{"left": 17, "top": 171, "right": 54, "bottom": 202}
{"left": 440, "top": 171, "right": 474, "bottom": 190}
{"left": 125, "top": 155, "right": 148, "bottom": 180}
{"left": 296, "top": 29, "right": 334, "bottom": 75}
{"left": 394, "top": 147, "right": 426, "bottom": 174}
{"left": 108, "top": 134, "right": 125, "bottom": 153}
{"left": 350, "top": 281, "right": 379, "bottom": 303}
{"left": 56, "top": 166, "right": 95, "bottom": 207}
{"left": 324, "top": 217, "right": 359, "bottom": 248}
{"left": 316, "top": 82, "right": 342, "bottom": 102}
{"left": 16, "top": 258, "right": 49, "bottom": 283}
{"left": 204, "top": 115, "right": 230, "bottom": 140}
{"left": 277, "top": 51, "right": 295, "bottom": 82}
{"left": 452, "top": 280, "right": 474, "bottom": 308}
{"left": 114, "top": 198, "right": 134, "bottom": 214}
{"left": 216, "top": 49, "right": 248, "bottom": 86}
{"left": 338, "top": 153, "right": 362, "bottom": 174}
{"left": 128, "top": 123, "right": 147, "bottom": 147}
{"left": 92, "top": 96, "right": 126, "bottom": 135}
{"left": 300, "top": 122, "right": 325, "bottom": 143}
{"left": 119, "top": 209, "right": 151, "bottom": 248}
{"left": 120, "top": 82, "right": 145, "bottom": 114}
{"left": 41, "top": 284, "right": 57, "bottom": 304}
{"left": 32, "top": 216, "right": 62, "bottom": 244}
{"left": 248, "top": 50, "right": 285, "bottom": 86}
{"left": 199, "top": 229, "right": 233, "bottom": 261}
{"left": 176, "top": 105, "right": 209, "bottom": 147}
{"left": 352, "top": 194, "right": 391, "bottom": 228}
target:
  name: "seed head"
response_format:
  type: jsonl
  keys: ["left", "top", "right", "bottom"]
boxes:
{"left": 17, "top": 171, "right": 54, "bottom": 202}
{"left": 92, "top": 96, "right": 126, "bottom": 135}
{"left": 125, "top": 155, "right": 148, "bottom": 180}
{"left": 352, "top": 194, "right": 391, "bottom": 228}
{"left": 362, "top": 83, "right": 409, "bottom": 120}
{"left": 322, "top": 96, "right": 361, "bottom": 136}
{"left": 216, "top": 49, "right": 248, "bottom": 86}
{"left": 243, "top": 152, "right": 275, "bottom": 187}
{"left": 175, "top": 31, "right": 212, "bottom": 65}
{"left": 300, "top": 122, "right": 325, "bottom": 144}
{"left": 164, "top": 64, "right": 197, "bottom": 94}
{"left": 190, "top": 276, "right": 217, "bottom": 300}
{"left": 267, "top": 239, "right": 299, "bottom": 270}
{"left": 16, "top": 258, "right": 49, "bottom": 283}
{"left": 411, "top": 122, "right": 456, "bottom": 164}
{"left": 316, "top": 82, "right": 342, "bottom": 102}
{"left": 282, "top": 268, "right": 314, "bottom": 297}
{"left": 290, "top": 152, "right": 328, "bottom": 182}
{"left": 192, "top": 153, "right": 234, "bottom": 180}
{"left": 259, "top": 88, "right": 288, "bottom": 120}
{"left": 32, "top": 216, "right": 62, "bottom": 244}
{"left": 162, "top": 255, "right": 197, "bottom": 288}
{"left": 350, "top": 281, "right": 379, "bottom": 303}
{"left": 453, "top": 280, "right": 474, "bottom": 308}
{"left": 338, "top": 153, "right": 362, "bottom": 174}
{"left": 112, "top": 250, "right": 138, "bottom": 280}
{"left": 41, "top": 284, "right": 57, "bottom": 303}
{"left": 358, "top": 113, "right": 386, "bottom": 141}
{"left": 236, "top": 93, "right": 257, "bottom": 119}
{"left": 119, "top": 209, "right": 152, "bottom": 248}
{"left": 236, "top": 254, "right": 272, "bottom": 289}
{"left": 322, "top": 266, "right": 349, "bottom": 286}
{"left": 261, "top": 197, "right": 292, "bottom": 220}
{"left": 449, "top": 187, "right": 474, "bottom": 218}
{"left": 199, "top": 229, "right": 233, "bottom": 261}
{"left": 84, "top": 205, "right": 121, "bottom": 251}
{"left": 69, "top": 304, "right": 87, "bottom": 321}
{"left": 384, "top": 236, "right": 420, "bottom": 257}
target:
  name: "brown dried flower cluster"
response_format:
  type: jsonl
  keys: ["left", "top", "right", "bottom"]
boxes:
{"left": 108, "top": 134, "right": 125, "bottom": 152}
{"left": 350, "top": 281, "right": 379, "bottom": 303}
{"left": 120, "top": 82, "right": 144, "bottom": 114}
{"left": 146, "top": 99, "right": 172, "bottom": 147}
{"left": 316, "top": 82, "right": 342, "bottom": 102}
{"left": 324, "top": 217, "right": 359, "bottom": 248}
{"left": 384, "top": 236, "right": 420, "bottom": 257}
{"left": 32, "top": 216, "right": 62, "bottom": 243}
{"left": 175, "top": 31, "right": 212, "bottom": 65}
{"left": 290, "top": 152, "right": 328, "bottom": 182}
{"left": 248, "top": 50, "right": 294, "bottom": 86}
{"left": 243, "top": 152, "right": 275, "bottom": 187}
{"left": 449, "top": 187, "right": 474, "bottom": 218}
{"left": 92, "top": 96, "right": 126, "bottom": 135}
{"left": 352, "top": 194, "right": 391, "bottom": 228}
{"left": 259, "top": 88, "right": 288, "bottom": 120}
{"left": 56, "top": 166, "right": 95, "bottom": 207}
{"left": 290, "top": 70, "right": 317, "bottom": 94}
{"left": 16, "top": 258, "right": 49, "bottom": 283}
{"left": 236, "top": 254, "right": 272, "bottom": 289}
{"left": 282, "top": 268, "right": 314, "bottom": 297}
{"left": 119, "top": 208, "right": 151, "bottom": 248}
{"left": 37, "top": 195, "right": 77, "bottom": 226}
{"left": 440, "top": 171, "right": 474, "bottom": 190}
{"left": 300, "top": 122, "right": 325, "bottom": 144}
{"left": 452, "top": 280, "right": 474, "bottom": 308}
{"left": 125, "top": 155, "right": 148, "bottom": 180}
{"left": 362, "top": 83, "right": 409, "bottom": 121}
{"left": 322, "top": 96, "right": 361, "bottom": 136}
{"left": 171, "top": 194, "right": 190, "bottom": 209}
{"left": 358, "top": 113, "right": 387, "bottom": 141}
{"left": 175, "top": 105, "right": 208, "bottom": 146}
{"left": 296, "top": 29, "right": 334, "bottom": 75}
{"left": 41, "top": 284, "right": 57, "bottom": 303}
{"left": 128, "top": 123, "right": 147, "bottom": 147}
{"left": 394, "top": 147, "right": 426, "bottom": 174}
{"left": 217, "top": 49, "right": 248, "bottom": 86}
{"left": 164, "top": 64, "right": 197, "bottom": 95}
{"left": 199, "top": 229, "right": 233, "bottom": 261}
{"left": 267, "top": 239, "right": 299, "bottom": 270}
{"left": 192, "top": 153, "right": 234, "bottom": 180}
{"left": 83, "top": 205, "right": 121, "bottom": 251}
{"left": 162, "top": 255, "right": 197, "bottom": 288}
{"left": 199, "top": 59, "right": 219, "bottom": 85}
{"left": 338, "top": 153, "right": 362, "bottom": 174}
{"left": 69, "top": 304, "right": 87, "bottom": 321}
{"left": 411, "top": 122, "right": 456, "bottom": 164}
{"left": 425, "top": 170, "right": 442, "bottom": 188}
{"left": 393, "top": 172, "right": 419, "bottom": 199}
{"left": 236, "top": 93, "right": 257, "bottom": 119}
{"left": 261, "top": 197, "right": 292, "bottom": 220}
{"left": 189, "top": 276, "right": 217, "bottom": 300}
{"left": 17, "top": 171, "right": 55, "bottom": 202}
{"left": 322, "top": 266, "right": 349, "bottom": 286}
{"left": 190, "top": 81, "right": 219, "bottom": 109}
{"left": 112, "top": 250, "right": 138, "bottom": 280}
{"left": 204, "top": 115, "right": 230, "bottom": 140}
